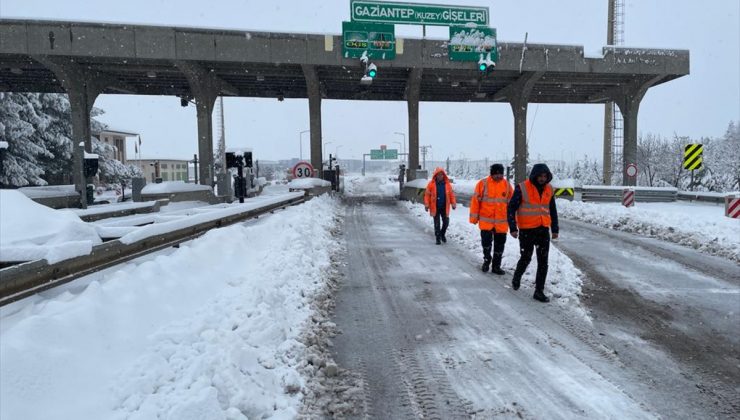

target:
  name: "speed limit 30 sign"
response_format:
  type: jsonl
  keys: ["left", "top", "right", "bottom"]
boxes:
{"left": 626, "top": 163, "right": 638, "bottom": 178}
{"left": 292, "top": 161, "right": 315, "bottom": 178}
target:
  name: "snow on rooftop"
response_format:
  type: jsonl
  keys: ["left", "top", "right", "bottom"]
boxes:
{"left": 0, "top": 190, "right": 101, "bottom": 263}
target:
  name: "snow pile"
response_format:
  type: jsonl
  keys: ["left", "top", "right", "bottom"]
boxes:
{"left": 1, "top": 195, "right": 342, "bottom": 420}
{"left": 141, "top": 181, "right": 212, "bottom": 194}
{"left": 402, "top": 201, "right": 584, "bottom": 303}
{"left": 0, "top": 190, "right": 101, "bottom": 263}
{"left": 404, "top": 179, "right": 428, "bottom": 189}
{"left": 344, "top": 175, "right": 399, "bottom": 197}
{"left": 288, "top": 178, "right": 331, "bottom": 189}
{"left": 17, "top": 184, "right": 77, "bottom": 198}
{"left": 451, "top": 178, "right": 479, "bottom": 196}
{"left": 558, "top": 200, "right": 740, "bottom": 263}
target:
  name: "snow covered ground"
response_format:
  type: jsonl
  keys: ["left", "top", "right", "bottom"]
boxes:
{"left": 558, "top": 199, "right": 740, "bottom": 263}
{"left": 0, "top": 190, "right": 102, "bottom": 263}
{"left": 1, "top": 195, "right": 341, "bottom": 420}
{"left": 343, "top": 173, "right": 399, "bottom": 198}
{"left": 402, "top": 201, "right": 585, "bottom": 307}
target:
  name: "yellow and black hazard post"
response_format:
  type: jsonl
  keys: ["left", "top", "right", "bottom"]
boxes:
{"left": 554, "top": 187, "right": 575, "bottom": 201}
{"left": 683, "top": 144, "right": 703, "bottom": 170}
{"left": 683, "top": 144, "right": 703, "bottom": 190}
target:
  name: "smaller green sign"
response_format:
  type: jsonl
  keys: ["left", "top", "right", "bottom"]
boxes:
{"left": 370, "top": 149, "right": 385, "bottom": 160}
{"left": 449, "top": 26, "right": 498, "bottom": 62}
{"left": 343, "top": 21, "right": 396, "bottom": 60}
{"left": 370, "top": 149, "right": 399, "bottom": 160}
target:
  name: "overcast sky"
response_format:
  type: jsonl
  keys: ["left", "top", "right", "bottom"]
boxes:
{"left": 1, "top": 0, "right": 738, "bottom": 164}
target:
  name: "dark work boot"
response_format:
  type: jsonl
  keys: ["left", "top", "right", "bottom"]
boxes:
{"left": 511, "top": 274, "right": 521, "bottom": 291}
{"left": 481, "top": 247, "right": 492, "bottom": 272}
{"left": 441, "top": 234, "right": 447, "bottom": 243}
{"left": 491, "top": 252, "right": 505, "bottom": 275}
{"left": 533, "top": 289, "right": 550, "bottom": 303}
{"left": 436, "top": 235, "right": 441, "bottom": 245}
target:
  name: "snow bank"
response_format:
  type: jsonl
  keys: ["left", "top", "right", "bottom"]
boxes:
{"left": 402, "top": 201, "right": 584, "bottom": 303}
{"left": 404, "top": 179, "right": 428, "bottom": 189}
{"left": 344, "top": 175, "right": 398, "bottom": 197}
{"left": 558, "top": 200, "right": 740, "bottom": 263}
{"left": 0, "top": 190, "right": 101, "bottom": 263}
{"left": 17, "top": 184, "right": 77, "bottom": 198}
{"left": 451, "top": 179, "right": 478, "bottom": 196}
{"left": 1, "top": 195, "right": 341, "bottom": 420}
{"left": 288, "top": 178, "right": 331, "bottom": 189}
{"left": 141, "top": 181, "right": 212, "bottom": 194}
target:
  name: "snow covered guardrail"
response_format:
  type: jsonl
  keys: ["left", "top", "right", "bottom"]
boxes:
{"left": 580, "top": 186, "right": 677, "bottom": 203}
{"left": 677, "top": 191, "right": 732, "bottom": 204}
{"left": 0, "top": 193, "right": 305, "bottom": 306}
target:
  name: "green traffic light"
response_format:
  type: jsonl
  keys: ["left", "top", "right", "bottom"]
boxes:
{"left": 478, "top": 63, "right": 487, "bottom": 72}
{"left": 368, "top": 69, "right": 377, "bottom": 78}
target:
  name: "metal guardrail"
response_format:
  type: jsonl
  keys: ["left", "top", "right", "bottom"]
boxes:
{"left": 579, "top": 186, "right": 677, "bottom": 203}
{"left": 0, "top": 195, "right": 306, "bottom": 306}
{"left": 676, "top": 191, "right": 728, "bottom": 204}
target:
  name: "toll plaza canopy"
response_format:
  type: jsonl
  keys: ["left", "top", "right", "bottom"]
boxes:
{"left": 0, "top": 19, "right": 690, "bottom": 200}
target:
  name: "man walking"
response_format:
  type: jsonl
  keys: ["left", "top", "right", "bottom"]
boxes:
{"left": 469, "top": 164, "right": 513, "bottom": 274}
{"left": 424, "top": 167, "right": 457, "bottom": 245}
{"left": 507, "top": 164, "right": 559, "bottom": 303}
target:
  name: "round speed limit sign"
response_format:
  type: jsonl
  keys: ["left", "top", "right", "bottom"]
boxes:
{"left": 626, "top": 163, "right": 638, "bottom": 178}
{"left": 292, "top": 161, "right": 315, "bottom": 178}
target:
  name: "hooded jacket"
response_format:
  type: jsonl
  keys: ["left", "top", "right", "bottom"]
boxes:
{"left": 507, "top": 164, "right": 559, "bottom": 233}
{"left": 424, "top": 167, "right": 456, "bottom": 217}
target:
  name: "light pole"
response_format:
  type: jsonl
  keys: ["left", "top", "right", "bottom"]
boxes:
{"left": 393, "top": 132, "right": 406, "bottom": 155}
{"left": 299, "top": 129, "right": 310, "bottom": 161}
{"left": 323, "top": 141, "right": 333, "bottom": 158}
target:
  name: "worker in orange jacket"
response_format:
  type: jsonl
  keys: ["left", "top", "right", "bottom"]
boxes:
{"left": 424, "top": 167, "right": 457, "bottom": 245}
{"left": 469, "top": 164, "right": 514, "bottom": 274}
{"left": 507, "top": 163, "right": 560, "bottom": 303}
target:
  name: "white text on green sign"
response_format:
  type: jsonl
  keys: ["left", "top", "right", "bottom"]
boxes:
{"left": 342, "top": 21, "right": 396, "bottom": 59}
{"left": 370, "top": 149, "right": 399, "bottom": 159}
{"left": 350, "top": 0, "right": 488, "bottom": 26}
{"left": 448, "top": 26, "right": 498, "bottom": 62}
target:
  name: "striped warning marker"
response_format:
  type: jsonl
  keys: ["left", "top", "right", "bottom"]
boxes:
{"left": 622, "top": 189, "right": 635, "bottom": 208}
{"left": 726, "top": 196, "right": 740, "bottom": 219}
{"left": 555, "top": 187, "right": 574, "bottom": 197}
{"left": 683, "top": 144, "right": 703, "bottom": 170}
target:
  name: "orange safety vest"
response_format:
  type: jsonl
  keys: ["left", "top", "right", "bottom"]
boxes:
{"left": 469, "top": 177, "right": 513, "bottom": 233}
{"left": 515, "top": 180, "right": 553, "bottom": 229}
{"left": 424, "top": 168, "right": 456, "bottom": 217}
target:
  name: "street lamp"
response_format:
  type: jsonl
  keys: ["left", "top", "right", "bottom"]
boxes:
{"left": 393, "top": 132, "right": 406, "bottom": 155}
{"left": 299, "top": 129, "right": 310, "bottom": 161}
{"left": 392, "top": 141, "right": 402, "bottom": 159}
{"left": 323, "top": 140, "right": 333, "bottom": 157}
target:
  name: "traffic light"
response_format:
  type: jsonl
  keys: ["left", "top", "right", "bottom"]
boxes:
{"left": 367, "top": 63, "right": 378, "bottom": 78}
{"left": 477, "top": 52, "right": 496, "bottom": 75}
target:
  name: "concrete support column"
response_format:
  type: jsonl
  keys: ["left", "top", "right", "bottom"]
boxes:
{"left": 302, "top": 65, "right": 323, "bottom": 176}
{"left": 35, "top": 57, "right": 106, "bottom": 208}
{"left": 602, "top": 102, "right": 614, "bottom": 184}
{"left": 177, "top": 62, "right": 223, "bottom": 187}
{"left": 613, "top": 75, "right": 664, "bottom": 186}
{"left": 406, "top": 68, "right": 422, "bottom": 180}
{"left": 498, "top": 72, "right": 543, "bottom": 183}
{"left": 510, "top": 100, "right": 529, "bottom": 184}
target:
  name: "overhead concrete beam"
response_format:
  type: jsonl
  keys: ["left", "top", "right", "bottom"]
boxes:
{"left": 302, "top": 64, "right": 323, "bottom": 175}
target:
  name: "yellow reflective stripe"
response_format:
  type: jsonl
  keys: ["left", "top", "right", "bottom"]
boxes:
{"left": 481, "top": 197, "right": 508, "bottom": 203}
{"left": 519, "top": 182, "right": 529, "bottom": 203}
{"left": 469, "top": 213, "right": 479, "bottom": 218}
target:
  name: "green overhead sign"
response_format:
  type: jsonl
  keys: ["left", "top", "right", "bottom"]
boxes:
{"left": 350, "top": 0, "right": 489, "bottom": 26}
{"left": 370, "top": 149, "right": 399, "bottom": 160}
{"left": 342, "top": 21, "right": 396, "bottom": 59}
{"left": 448, "top": 26, "right": 498, "bottom": 62}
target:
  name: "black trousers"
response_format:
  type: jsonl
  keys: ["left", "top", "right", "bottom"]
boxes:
{"left": 513, "top": 227, "right": 550, "bottom": 291}
{"left": 433, "top": 206, "right": 449, "bottom": 237}
{"left": 480, "top": 230, "right": 507, "bottom": 259}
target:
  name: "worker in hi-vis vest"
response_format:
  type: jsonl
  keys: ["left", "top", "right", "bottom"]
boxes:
{"left": 507, "top": 163, "right": 560, "bottom": 303}
{"left": 469, "top": 164, "right": 513, "bottom": 275}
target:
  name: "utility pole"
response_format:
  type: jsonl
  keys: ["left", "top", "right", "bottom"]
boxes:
{"left": 420, "top": 145, "right": 432, "bottom": 170}
{"left": 603, "top": 0, "right": 625, "bottom": 185}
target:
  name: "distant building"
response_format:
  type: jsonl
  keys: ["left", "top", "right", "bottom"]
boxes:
{"left": 128, "top": 158, "right": 191, "bottom": 183}
{"left": 92, "top": 128, "right": 139, "bottom": 164}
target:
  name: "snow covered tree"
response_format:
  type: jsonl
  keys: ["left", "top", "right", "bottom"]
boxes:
{"left": 0, "top": 93, "right": 52, "bottom": 186}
